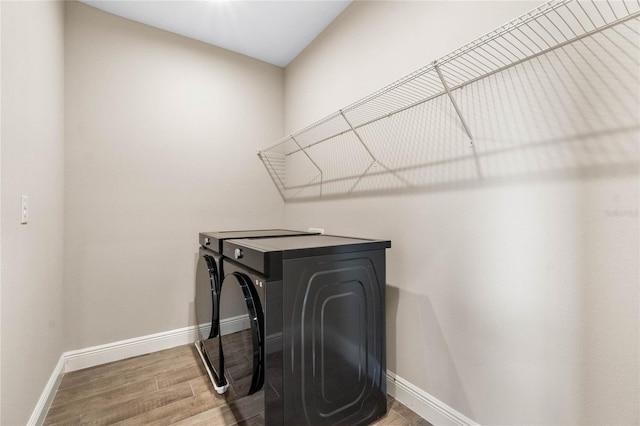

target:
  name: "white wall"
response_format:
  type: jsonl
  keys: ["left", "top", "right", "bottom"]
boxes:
{"left": 64, "top": 2, "right": 285, "bottom": 350}
{"left": 0, "top": 1, "right": 66, "bottom": 424}
{"left": 1, "top": 3, "right": 3, "bottom": 422}
{"left": 284, "top": 1, "right": 639, "bottom": 425}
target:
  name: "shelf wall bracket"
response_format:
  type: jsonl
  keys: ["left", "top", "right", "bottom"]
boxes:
{"left": 434, "top": 61, "right": 475, "bottom": 146}
{"left": 434, "top": 61, "right": 483, "bottom": 180}
{"left": 290, "top": 135, "right": 324, "bottom": 197}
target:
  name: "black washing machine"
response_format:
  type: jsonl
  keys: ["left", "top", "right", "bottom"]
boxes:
{"left": 212, "top": 234, "right": 391, "bottom": 426}
{"left": 195, "top": 230, "right": 316, "bottom": 393}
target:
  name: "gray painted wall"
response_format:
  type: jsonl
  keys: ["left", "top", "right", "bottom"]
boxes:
{"left": 63, "top": 2, "right": 285, "bottom": 350}
{"left": 283, "top": 1, "right": 639, "bottom": 424}
{"left": 1, "top": 2, "right": 66, "bottom": 424}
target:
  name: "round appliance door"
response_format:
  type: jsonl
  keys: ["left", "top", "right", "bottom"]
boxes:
{"left": 219, "top": 271, "right": 265, "bottom": 396}
{"left": 195, "top": 250, "right": 220, "bottom": 340}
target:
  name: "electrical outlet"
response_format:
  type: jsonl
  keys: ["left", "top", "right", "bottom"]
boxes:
{"left": 21, "top": 195, "right": 29, "bottom": 224}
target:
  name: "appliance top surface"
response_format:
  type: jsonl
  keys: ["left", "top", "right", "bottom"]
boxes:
{"left": 227, "top": 234, "right": 391, "bottom": 254}
{"left": 200, "top": 229, "right": 313, "bottom": 239}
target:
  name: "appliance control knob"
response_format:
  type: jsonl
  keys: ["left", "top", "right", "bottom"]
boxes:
{"left": 204, "top": 237, "right": 210, "bottom": 246}
{"left": 234, "top": 248, "right": 243, "bottom": 259}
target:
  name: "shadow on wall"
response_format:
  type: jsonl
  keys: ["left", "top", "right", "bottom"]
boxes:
{"left": 386, "top": 285, "right": 399, "bottom": 374}
{"left": 386, "top": 284, "right": 475, "bottom": 418}
{"left": 259, "top": 12, "right": 640, "bottom": 201}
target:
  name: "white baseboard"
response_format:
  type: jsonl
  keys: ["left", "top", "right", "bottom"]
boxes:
{"left": 30, "top": 324, "right": 203, "bottom": 424}
{"left": 64, "top": 325, "right": 202, "bottom": 372}
{"left": 30, "top": 316, "right": 252, "bottom": 424}
{"left": 196, "top": 314, "right": 249, "bottom": 342}
{"left": 27, "top": 355, "right": 65, "bottom": 426}
{"left": 219, "top": 314, "right": 250, "bottom": 336}
{"left": 30, "top": 323, "right": 477, "bottom": 426}
{"left": 386, "top": 371, "right": 478, "bottom": 426}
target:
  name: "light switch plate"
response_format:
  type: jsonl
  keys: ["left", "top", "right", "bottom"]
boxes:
{"left": 21, "top": 195, "right": 28, "bottom": 224}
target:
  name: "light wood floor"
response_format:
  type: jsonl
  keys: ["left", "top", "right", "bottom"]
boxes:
{"left": 44, "top": 344, "right": 432, "bottom": 425}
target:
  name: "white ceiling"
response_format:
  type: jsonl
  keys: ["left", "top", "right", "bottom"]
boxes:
{"left": 80, "top": 0, "right": 352, "bottom": 67}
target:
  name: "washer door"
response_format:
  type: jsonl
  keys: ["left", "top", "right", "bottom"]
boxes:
{"left": 220, "top": 271, "right": 265, "bottom": 396}
{"left": 195, "top": 251, "right": 220, "bottom": 340}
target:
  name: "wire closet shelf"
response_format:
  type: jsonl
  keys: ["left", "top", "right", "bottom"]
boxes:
{"left": 257, "top": 0, "right": 640, "bottom": 201}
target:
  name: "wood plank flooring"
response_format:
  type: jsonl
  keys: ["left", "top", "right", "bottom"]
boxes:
{"left": 44, "top": 344, "right": 432, "bottom": 425}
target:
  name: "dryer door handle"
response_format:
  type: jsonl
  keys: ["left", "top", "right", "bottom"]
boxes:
{"left": 203, "top": 255, "right": 220, "bottom": 338}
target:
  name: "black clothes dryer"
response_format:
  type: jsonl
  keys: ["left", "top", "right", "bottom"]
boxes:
{"left": 195, "top": 229, "right": 315, "bottom": 393}
{"left": 212, "top": 234, "right": 391, "bottom": 426}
